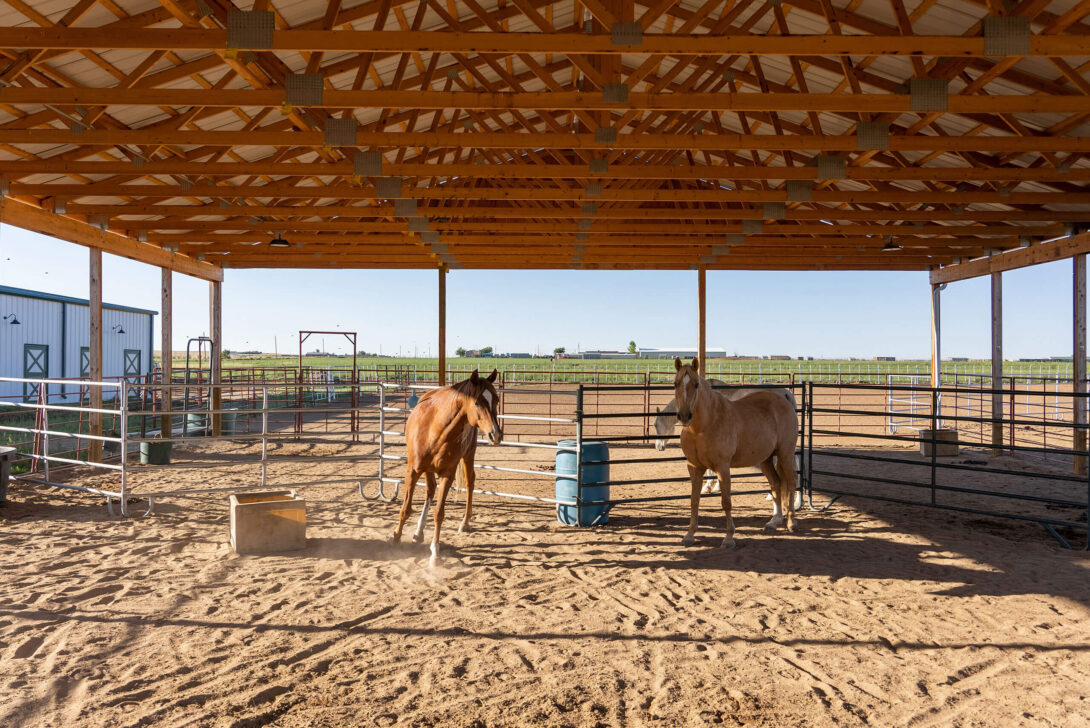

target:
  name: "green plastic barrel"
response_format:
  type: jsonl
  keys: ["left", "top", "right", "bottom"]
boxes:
{"left": 140, "top": 440, "right": 172, "bottom": 465}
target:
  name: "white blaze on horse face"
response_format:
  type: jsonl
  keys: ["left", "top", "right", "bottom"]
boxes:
{"left": 479, "top": 387, "right": 502, "bottom": 444}
{"left": 676, "top": 373, "right": 696, "bottom": 424}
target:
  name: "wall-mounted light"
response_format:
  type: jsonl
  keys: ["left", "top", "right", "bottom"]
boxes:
{"left": 111, "top": 324, "right": 126, "bottom": 335}
{"left": 2, "top": 313, "right": 19, "bottom": 325}
{"left": 269, "top": 235, "right": 290, "bottom": 248}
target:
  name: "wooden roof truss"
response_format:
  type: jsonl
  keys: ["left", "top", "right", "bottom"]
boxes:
{"left": 0, "top": 0, "right": 1089, "bottom": 276}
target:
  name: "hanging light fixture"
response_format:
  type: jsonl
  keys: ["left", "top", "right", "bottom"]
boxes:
{"left": 269, "top": 235, "right": 290, "bottom": 248}
{"left": 881, "top": 236, "right": 903, "bottom": 252}
{"left": 111, "top": 324, "right": 126, "bottom": 335}
{"left": 2, "top": 313, "right": 20, "bottom": 325}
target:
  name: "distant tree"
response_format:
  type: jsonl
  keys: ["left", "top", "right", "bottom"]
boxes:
{"left": 480, "top": 346, "right": 494, "bottom": 355}
{"left": 553, "top": 346, "right": 566, "bottom": 356}
{"left": 455, "top": 347, "right": 467, "bottom": 357}
{"left": 221, "top": 349, "right": 231, "bottom": 359}
{"left": 628, "top": 340, "right": 637, "bottom": 354}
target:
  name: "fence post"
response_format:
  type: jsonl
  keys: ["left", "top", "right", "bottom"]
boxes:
{"left": 930, "top": 388, "right": 938, "bottom": 506}
{"left": 575, "top": 384, "right": 584, "bottom": 521}
{"left": 378, "top": 383, "right": 386, "bottom": 494}
{"left": 119, "top": 387, "right": 129, "bottom": 516}
{"left": 807, "top": 382, "right": 815, "bottom": 508}
{"left": 42, "top": 387, "right": 50, "bottom": 482}
{"left": 260, "top": 386, "right": 268, "bottom": 488}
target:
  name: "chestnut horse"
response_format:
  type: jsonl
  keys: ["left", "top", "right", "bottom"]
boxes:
{"left": 390, "top": 369, "right": 502, "bottom": 566}
{"left": 673, "top": 357, "right": 798, "bottom": 548}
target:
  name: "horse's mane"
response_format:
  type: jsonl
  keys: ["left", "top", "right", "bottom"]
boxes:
{"left": 449, "top": 377, "right": 484, "bottom": 399}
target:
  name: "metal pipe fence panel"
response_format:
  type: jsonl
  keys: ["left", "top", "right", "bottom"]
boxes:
{"left": 806, "top": 381, "right": 1090, "bottom": 549}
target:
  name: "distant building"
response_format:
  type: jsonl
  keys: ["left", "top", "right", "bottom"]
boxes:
{"left": 769, "top": 355, "right": 792, "bottom": 361}
{"left": 580, "top": 350, "right": 637, "bottom": 359}
{"left": 507, "top": 352, "right": 531, "bottom": 358}
{"left": 0, "top": 285, "right": 156, "bottom": 403}
{"left": 875, "top": 356, "right": 897, "bottom": 361}
{"left": 637, "top": 347, "right": 728, "bottom": 359}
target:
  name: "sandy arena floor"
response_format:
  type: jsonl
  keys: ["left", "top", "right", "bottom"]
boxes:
{"left": 1, "top": 430, "right": 1088, "bottom": 728}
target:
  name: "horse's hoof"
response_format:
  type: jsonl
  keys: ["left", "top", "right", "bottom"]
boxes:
{"left": 681, "top": 535, "right": 696, "bottom": 547}
{"left": 763, "top": 519, "right": 783, "bottom": 532}
{"left": 720, "top": 537, "right": 736, "bottom": 549}
{"left": 389, "top": 534, "right": 402, "bottom": 544}
{"left": 786, "top": 521, "right": 796, "bottom": 533}
{"left": 411, "top": 532, "right": 424, "bottom": 544}
{"left": 457, "top": 523, "right": 471, "bottom": 534}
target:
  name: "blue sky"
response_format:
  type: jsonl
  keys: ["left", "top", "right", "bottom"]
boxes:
{"left": 0, "top": 223, "right": 1068, "bottom": 359}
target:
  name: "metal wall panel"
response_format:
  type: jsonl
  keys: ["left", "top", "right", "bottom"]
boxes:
{"left": 1, "top": 291, "right": 154, "bottom": 404}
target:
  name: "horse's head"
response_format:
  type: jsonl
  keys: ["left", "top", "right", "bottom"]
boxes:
{"left": 652, "top": 406, "right": 672, "bottom": 450}
{"left": 467, "top": 368, "right": 503, "bottom": 445}
{"left": 673, "top": 356, "right": 701, "bottom": 426}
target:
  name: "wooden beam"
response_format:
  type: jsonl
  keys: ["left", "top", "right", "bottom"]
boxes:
{"left": 129, "top": 219, "right": 1061, "bottom": 237}
{"left": 8, "top": 159, "right": 1090, "bottom": 183}
{"left": 991, "top": 271, "right": 1003, "bottom": 455}
{"left": 0, "top": 198, "right": 222, "bottom": 281}
{"left": 67, "top": 203, "right": 1090, "bottom": 224}
{"left": 15, "top": 183, "right": 1082, "bottom": 206}
{"left": 438, "top": 267, "right": 446, "bottom": 386}
{"left": 209, "top": 279, "right": 222, "bottom": 437}
{"left": 1075, "top": 255, "right": 1087, "bottom": 473}
{"left": 88, "top": 248, "right": 102, "bottom": 463}
{"left": 2, "top": 87, "right": 1089, "bottom": 114}
{"left": 930, "top": 233, "right": 1090, "bottom": 285}
{"left": 161, "top": 268, "right": 172, "bottom": 438}
{"left": 930, "top": 283, "right": 941, "bottom": 389}
{"left": 6, "top": 128, "right": 1090, "bottom": 154}
{"left": 0, "top": 28, "right": 1086, "bottom": 57}
{"left": 697, "top": 266, "right": 706, "bottom": 376}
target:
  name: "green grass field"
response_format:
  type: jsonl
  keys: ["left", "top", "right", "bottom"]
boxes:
{"left": 166, "top": 354, "right": 1078, "bottom": 384}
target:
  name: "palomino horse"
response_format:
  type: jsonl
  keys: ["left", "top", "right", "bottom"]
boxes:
{"left": 391, "top": 369, "right": 502, "bottom": 566}
{"left": 673, "top": 357, "right": 798, "bottom": 548}
{"left": 653, "top": 383, "right": 802, "bottom": 513}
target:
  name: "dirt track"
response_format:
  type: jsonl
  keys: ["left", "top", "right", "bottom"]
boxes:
{"left": 1, "top": 424, "right": 1089, "bottom": 727}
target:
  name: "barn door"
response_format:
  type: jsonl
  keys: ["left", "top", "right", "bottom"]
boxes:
{"left": 123, "top": 349, "right": 142, "bottom": 400}
{"left": 23, "top": 344, "right": 48, "bottom": 401}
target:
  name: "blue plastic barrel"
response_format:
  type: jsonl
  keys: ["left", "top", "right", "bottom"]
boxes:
{"left": 555, "top": 440, "right": 610, "bottom": 526}
{"left": 407, "top": 393, "right": 419, "bottom": 409}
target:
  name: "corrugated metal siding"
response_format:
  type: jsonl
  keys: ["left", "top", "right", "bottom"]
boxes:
{"left": 0, "top": 291, "right": 154, "bottom": 404}
{"left": 0, "top": 291, "right": 63, "bottom": 402}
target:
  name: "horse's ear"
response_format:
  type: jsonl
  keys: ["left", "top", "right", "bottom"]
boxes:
{"left": 655, "top": 406, "right": 660, "bottom": 414}
{"left": 470, "top": 369, "right": 480, "bottom": 382}
{"left": 486, "top": 368, "right": 498, "bottom": 382}
{"left": 691, "top": 357, "right": 699, "bottom": 371}
{"left": 674, "top": 357, "right": 683, "bottom": 371}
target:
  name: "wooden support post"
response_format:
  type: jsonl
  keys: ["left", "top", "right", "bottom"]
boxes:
{"left": 88, "top": 249, "right": 102, "bottom": 463}
{"left": 1075, "top": 255, "right": 1087, "bottom": 474}
{"left": 930, "top": 283, "right": 942, "bottom": 389}
{"left": 160, "top": 267, "right": 172, "bottom": 437}
{"left": 209, "top": 279, "right": 222, "bottom": 436}
{"left": 438, "top": 267, "right": 447, "bottom": 386}
{"left": 697, "top": 266, "right": 706, "bottom": 376}
{"left": 991, "top": 272, "right": 1003, "bottom": 454}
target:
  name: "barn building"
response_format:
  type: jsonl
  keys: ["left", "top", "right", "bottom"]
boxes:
{"left": 637, "top": 347, "right": 728, "bottom": 360}
{"left": 0, "top": 285, "right": 156, "bottom": 403}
